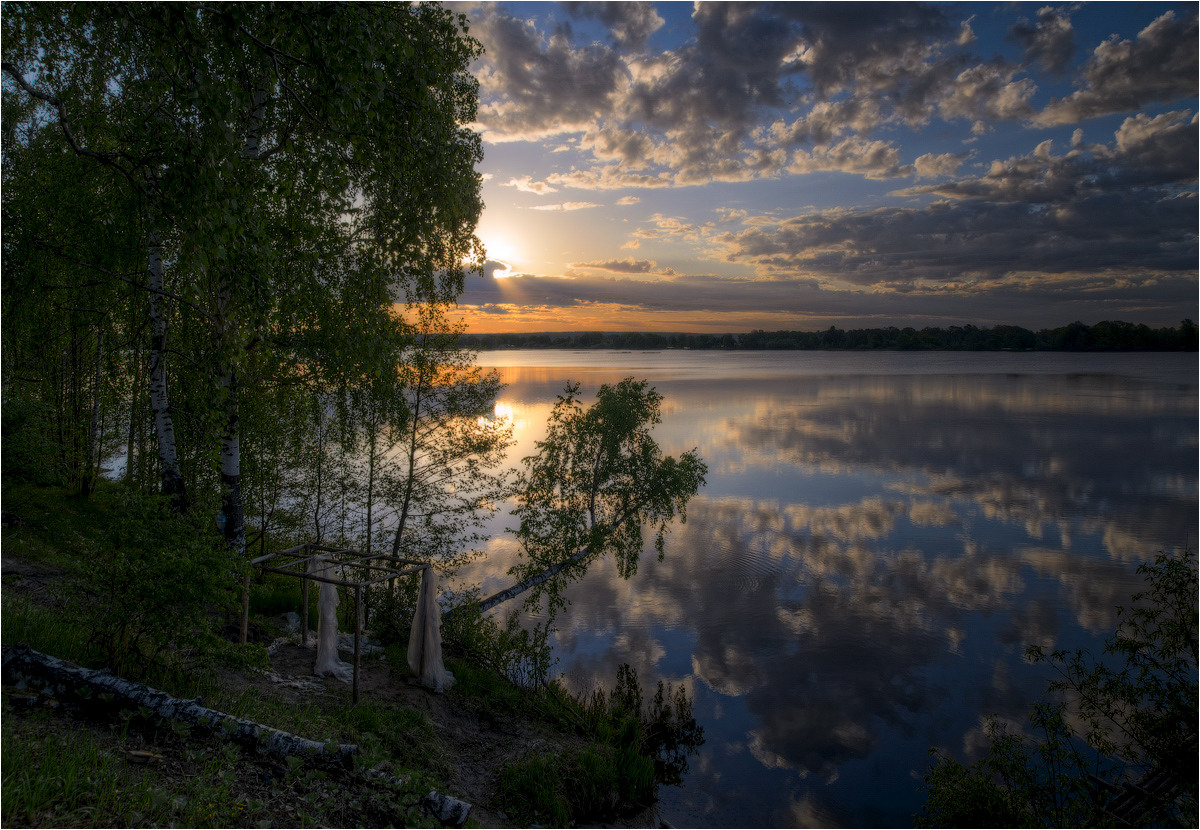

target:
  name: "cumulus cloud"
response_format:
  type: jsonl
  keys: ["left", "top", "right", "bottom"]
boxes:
{"left": 1036, "top": 11, "right": 1199, "bottom": 125}
{"left": 466, "top": 3, "right": 1060, "bottom": 186}
{"left": 616, "top": 195, "right": 641, "bottom": 205}
{"left": 913, "top": 151, "right": 968, "bottom": 179}
{"left": 787, "top": 137, "right": 910, "bottom": 179}
{"left": 1008, "top": 6, "right": 1076, "bottom": 73}
{"left": 701, "top": 114, "right": 1196, "bottom": 285}
{"left": 471, "top": 6, "right": 626, "bottom": 141}
{"left": 560, "top": 1, "right": 664, "bottom": 50}
{"left": 502, "top": 175, "right": 557, "bottom": 194}
{"left": 570, "top": 257, "right": 666, "bottom": 275}
{"left": 526, "top": 201, "right": 602, "bottom": 211}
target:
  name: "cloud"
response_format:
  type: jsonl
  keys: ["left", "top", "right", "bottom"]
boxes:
{"left": 502, "top": 175, "right": 557, "bottom": 194}
{"left": 459, "top": 264, "right": 1196, "bottom": 330}
{"left": 467, "top": 3, "right": 1054, "bottom": 186}
{"left": 787, "top": 137, "right": 910, "bottom": 179}
{"left": 913, "top": 151, "right": 968, "bottom": 179}
{"left": 480, "top": 259, "right": 513, "bottom": 279}
{"left": 1036, "top": 11, "right": 1199, "bottom": 125}
{"left": 1008, "top": 6, "right": 1076, "bottom": 73}
{"left": 526, "top": 201, "right": 601, "bottom": 211}
{"left": 471, "top": 6, "right": 626, "bottom": 141}
{"left": 703, "top": 115, "right": 1196, "bottom": 285}
{"left": 936, "top": 61, "right": 1038, "bottom": 122}
{"left": 616, "top": 195, "right": 641, "bottom": 206}
{"left": 560, "top": 1, "right": 664, "bottom": 50}
{"left": 570, "top": 257, "right": 662, "bottom": 274}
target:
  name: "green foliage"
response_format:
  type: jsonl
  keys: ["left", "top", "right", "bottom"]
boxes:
{"left": 494, "top": 663, "right": 703, "bottom": 825}
{"left": 508, "top": 378, "right": 707, "bottom": 613}
{"left": 441, "top": 589, "right": 555, "bottom": 690}
{"left": 1, "top": 596, "right": 92, "bottom": 665}
{"left": 578, "top": 664, "right": 705, "bottom": 789}
{"left": 918, "top": 551, "right": 1198, "bottom": 828}
{"left": 0, "top": 399, "right": 63, "bottom": 487}
{"left": 72, "top": 489, "right": 235, "bottom": 680}
{"left": 344, "top": 702, "right": 452, "bottom": 781}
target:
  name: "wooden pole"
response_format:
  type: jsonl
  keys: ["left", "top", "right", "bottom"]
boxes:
{"left": 301, "top": 552, "right": 310, "bottom": 647}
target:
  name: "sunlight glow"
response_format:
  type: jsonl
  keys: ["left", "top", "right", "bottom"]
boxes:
{"left": 481, "top": 235, "right": 519, "bottom": 266}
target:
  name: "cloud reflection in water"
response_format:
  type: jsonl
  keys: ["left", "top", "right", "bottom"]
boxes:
{"left": 458, "top": 356, "right": 1196, "bottom": 827}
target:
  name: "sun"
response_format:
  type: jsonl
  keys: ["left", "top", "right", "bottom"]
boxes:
{"left": 481, "top": 234, "right": 519, "bottom": 264}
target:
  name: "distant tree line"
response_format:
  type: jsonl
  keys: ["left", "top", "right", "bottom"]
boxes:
{"left": 460, "top": 320, "right": 1198, "bottom": 352}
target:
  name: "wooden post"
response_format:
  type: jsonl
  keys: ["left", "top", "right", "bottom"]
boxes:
{"left": 353, "top": 584, "right": 363, "bottom": 704}
{"left": 301, "top": 554, "right": 310, "bottom": 647}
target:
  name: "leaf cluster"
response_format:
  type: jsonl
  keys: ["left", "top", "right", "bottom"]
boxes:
{"left": 511, "top": 378, "right": 707, "bottom": 611}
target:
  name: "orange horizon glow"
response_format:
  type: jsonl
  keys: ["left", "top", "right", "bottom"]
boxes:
{"left": 449, "top": 302, "right": 863, "bottom": 334}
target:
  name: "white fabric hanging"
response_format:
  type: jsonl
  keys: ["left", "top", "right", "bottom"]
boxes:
{"left": 312, "top": 556, "right": 354, "bottom": 683}
{"left": 407, "top": 566, "right": 454, "bottom": 692}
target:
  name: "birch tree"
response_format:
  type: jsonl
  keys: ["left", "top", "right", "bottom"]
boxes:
{"left": 3, "top": 3, "right": 486, "bottom": 563}
{"left": 469, "top": 379, "right": 707, "bottom": 616}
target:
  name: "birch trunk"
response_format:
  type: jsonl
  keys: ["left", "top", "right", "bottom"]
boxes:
{"left": 219, "top": 364, "right": 245, "bottom": 557}
{"left": 81, "top": 330, "right": 104, "bottom": 496}
{"left": 365, "top": 425, "right": 376, "bottom": 555}
{"left": 2, "top": 644, "right": 357, "bottom": 770}
{"left": 147, "top": 227, "right": 187, "bottom": 507}
{"left": 124, "top": 340, "right": 141, "bottom": 484}
{"left": 219, "top": 83, "right": 268, "bottom": 562}
{"left": 391, "top": 376, "right": 425, "bottom": 557}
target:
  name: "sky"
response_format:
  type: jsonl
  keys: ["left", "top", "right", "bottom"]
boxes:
{"left": 446, "top": 1, "right": 1198, "bottom": 334}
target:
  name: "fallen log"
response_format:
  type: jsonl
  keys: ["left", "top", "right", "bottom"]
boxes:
{"left": 2, "top": 643, "right": 357, "bottom": 770}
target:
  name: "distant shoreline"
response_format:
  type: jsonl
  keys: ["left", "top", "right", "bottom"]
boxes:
{"left": 460, "top": 319, "right": 1198, "bottom": 352}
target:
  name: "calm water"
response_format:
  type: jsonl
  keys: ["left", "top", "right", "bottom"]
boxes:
{"left": 459, "top": 351, "right": 1197, "bottom": 828}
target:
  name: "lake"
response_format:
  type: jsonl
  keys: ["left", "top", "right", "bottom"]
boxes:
{"left": 457, "top": 350, "right": 1197, "bottom": 828}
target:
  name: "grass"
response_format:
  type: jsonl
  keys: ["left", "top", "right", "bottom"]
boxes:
{"left": 1, "top": 698, "right": 441, "bottom": 829}
{"left": 1, "top": 597, "right": 91, "bottom": 666}
{"left": 494, "top": 742, "right": 656, "bottom": 826}
{"left": 2, "top": 708, "right": 250, "bottom": 828}
{"left": 2, "top": 479, "right": 699, "bottom": 828}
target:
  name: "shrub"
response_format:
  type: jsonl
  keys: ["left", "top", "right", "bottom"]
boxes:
{"left": 495, "top": 663, "right": 703, "bottom": 825}
{"left": 72, "top": 489, "right": 238, "bottom": 680}
{"left": 439, "top": 589, "right": 554, "bottom": 689}
{"left": 1, "top": 398, "right": 63, "bottom": 487}
{"left": 917, "top": 551, "right": 1198, "bottom": 828}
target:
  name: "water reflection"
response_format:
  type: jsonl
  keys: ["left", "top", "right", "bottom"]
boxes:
{"left": 461, "top": 353, "right": 1196, "bottom": 827}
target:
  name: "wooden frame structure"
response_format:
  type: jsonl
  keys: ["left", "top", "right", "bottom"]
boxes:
{"left": 250, "top": 543, "right": 428, "bottom": 703}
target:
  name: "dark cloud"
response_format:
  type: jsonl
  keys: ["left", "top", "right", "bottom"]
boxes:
{"left": 904, "top": 111, "right": 1198, "bottom": 203}
{"left": 1037, "top": 11, "right": 1198, "bottom": 125}
{"left": 560, "top": 1, "right": 664, "bottom": 50}
{"left": 713, "top": 113, "right": 1198, "bottom": 284}
{"left": 470, "top": 2, "right": 1043, "bottom": 184}
{"left": 716, "top": 191, "right": 1196, "bottom": 283}
{"left": 461, "top": 266, "right": 1197, "bottom": 329}
{"left": 570, "top": 257, "right": 666, "bottom": 274}
{"left": 1008, "top": 6, "right": 1076, "bottom": 74}
{"left": 473, "top": 7, "right": 626, "bottom": 139}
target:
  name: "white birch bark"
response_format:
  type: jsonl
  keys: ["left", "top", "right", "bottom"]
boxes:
{"left": 147, "top": 227, "right": 187, "bottom": 505}
{"left": 218, "top": 83, "right": 269, "bottom": 559}
{"left": 2, "top": 644, "right": 357, "bottom": 769}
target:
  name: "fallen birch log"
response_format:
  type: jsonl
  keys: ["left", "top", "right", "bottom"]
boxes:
{"left": 2, "top": 643, "right": 357, "bottom": 770}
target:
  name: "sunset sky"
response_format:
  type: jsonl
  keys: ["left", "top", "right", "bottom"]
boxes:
{"left": 447, "top": 2, "right": 1198, "bottom": 333}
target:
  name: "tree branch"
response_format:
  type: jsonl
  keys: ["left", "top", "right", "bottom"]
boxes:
{"left": 2, "top": 62, "right": 135, "bottom": 184}
{"left": 30, "top": 240, "right": 220, "bottom": 326}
